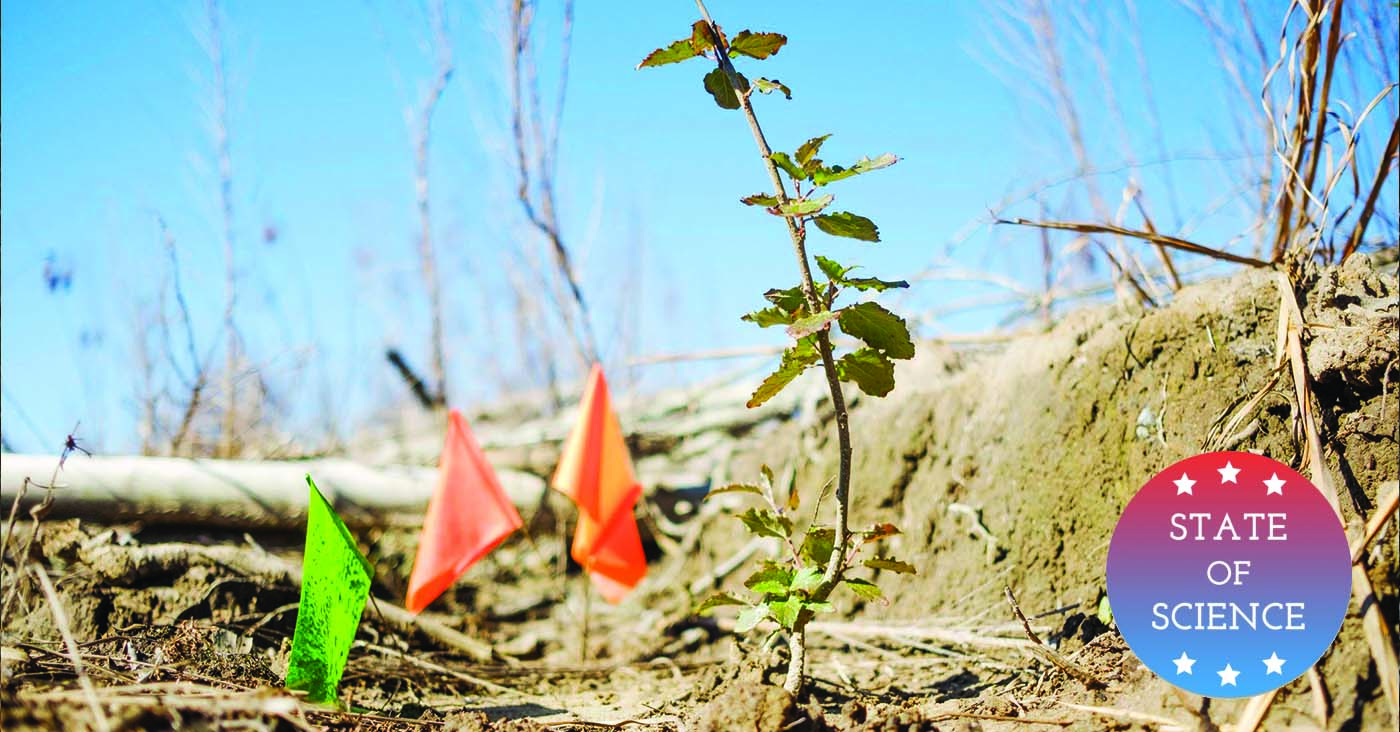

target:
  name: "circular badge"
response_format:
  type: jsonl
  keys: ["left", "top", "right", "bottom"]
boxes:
{"left": 1106, "top": 451, "right": 1351, "bottom": 698}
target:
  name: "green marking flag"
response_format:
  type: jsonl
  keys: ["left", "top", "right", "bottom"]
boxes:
{"left": 285, "top": 475, "right": 372, "bottom": 705}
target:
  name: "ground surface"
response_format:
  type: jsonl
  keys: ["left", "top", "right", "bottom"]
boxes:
{"left": 1, "top": 253, "right": 1396, "bottom": 731}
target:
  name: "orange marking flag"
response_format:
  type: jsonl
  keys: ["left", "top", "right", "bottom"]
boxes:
{"left": 551, "top": 364, "right": 647, "bottom": 603}
{"left": 406, "top": 409, "right": 523, "bottom": 613}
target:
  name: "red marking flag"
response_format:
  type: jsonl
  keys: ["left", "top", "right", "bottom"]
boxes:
{"left": 405, "top": 410, "right": 523, "bottom": 613}
{"left": 552, "top": 365, "right": 647, "bottom": 603}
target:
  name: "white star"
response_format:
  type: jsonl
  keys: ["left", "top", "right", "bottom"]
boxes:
{"left": 1172, "top": 652, "right": 1196, "bottom": 675}
{"left": 1218, "top": 461, "right": 1241, "bottom": 484}
{"left": 1263, "top": 652, "right": 1286, "bottom": 675}
{"left": 1218, "top": 664, "right": 1240, "bottom": 686}
{"left": 1173, "top": 473, "right": 1196, "bottom": 495}
{"left": 1264, "top": 473, "right": 1285, "bottom": 495}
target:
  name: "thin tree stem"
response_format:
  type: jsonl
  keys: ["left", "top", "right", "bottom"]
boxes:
{"left": 694, "top": 0, "right": 853, "bottom": 695}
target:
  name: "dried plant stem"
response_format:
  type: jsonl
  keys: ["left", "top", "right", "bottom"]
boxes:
{"left": 1341, "top": 119, "right": 1399, "bottom": 262}
{"left": 32, "top": 564, "right": 112, "bottom": 732}
{"left": 694, "top": 0, "right": 852, "bottom": 694}
{"left": 412, "top": 0, "right": 453, "bottom": 407}
{"left": 998, "top": 218, "right": 1273, "bottom": 269}
{"left": 208, "top": 0, "right": 239, "bottom": 458}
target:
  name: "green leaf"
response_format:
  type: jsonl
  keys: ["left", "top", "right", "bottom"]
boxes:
{"left": 752, "top": 78, "right": 791, "bottom": 99}
{"left": 843, "top": 578, "right": 883, "bottom": 601}
{"left": 763, "top": 286, "right": 807, "bottom": 313}
{"left": 797, "top": 135, "right": 832, "bottom": 168}
{"left": 789, "top": 566, "right": 823, "bottom": 594}
{"left": 744, "top": 565, "right": 794, "bottom": 594}
{"left": 811, "top": 153, "right": 899, "bottom": 186}
{"left": 637, "top": 38, "right": 701, "bottom": 69}
{"left": 737, "top": 507, "right": 794, "bottom": 540}
{"left": 728, "top": 31, "right": 787, "bottom": 60}
{"left": 703, "top": 67, "right": 748, "bottom": 110}
{"left": 786, "top": 309, "right": 840, "bottom": 339}
{"left": 690, "top": 20, "right": 721, "bottom": 53}
{"left": 1097, "top": 595, "right": 1114, "bottom": 626}
{"left": 843, "top": 275, "right": 908, "bottom": 292}
{"left": 815, "top": 255, "right": 853, "bottom": 282}
{"left": 695, "top": 593, "right": 747, "bottom": 614}
{"left": 803, "top": 601, "right": 835, "bottom": 614}
{"left": 742, "top": 306, "right": 793, "bottom": 328}
{"left": 740, "top": 193, "right": 779, "bottom": 207}
{"left": 735, "top": 604, "right": 768, "bottom": 632}
{"left": 813, "top": 212, "right": 880, "bottom": 242}
{"left": 747, "top": 336, "right": 819, "bottom": 408}
{"left": 800, "top": 527, "right": 835, "bottom": 566}
{"left": 839, "top": 302, "right": 915, "bottom": 360}
{"left": 705, "top": 482, "right": 763, "bottom": 498}
{"left": 769, "top": 152, "right": 805, "bottom": 182}
{"left": 835, "top": 348, "right": 895, "bottom": 397}
{"left": 816, "top": 256, "right": 908, "bottom": 292}
{"left": 864, "top": 556, "right": 917, "bottom": 574}
{"left": 768, "top": 597, "right": 802, "bottom": 629}
{"left": 776, "top": 194, "right": 834, "bottom": 217}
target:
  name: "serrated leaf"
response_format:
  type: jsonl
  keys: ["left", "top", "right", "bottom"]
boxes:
{"left": 863, "top": 522, "right": 901, "bottom": 540}
{"left": 690, "top": 20, "right": 721, "bottom": 53}
{"left": 752, "top": 78, "right": 791, "bottom": 99}
{"left": 741, "top": 306, "right": 793, "bottom": 328}
{"left": 811, "top": 153, "right": 899, "bottom": 186}
{"left": 768, "top": 597, "right": 801, "bottom": 629}
{"left": 763, "top": 286, "right": 807, "bottom": 313}
{"left": 843, "top": 578, "right": 883, "bottom": 601}
{"left": 839, "top": 302, "right": 914, "bottom": 360}
{"left": 735, "top": 604, "right": 768, "bottom": 632}
{"left": 703, "top": 67, "right": 748, "bottom": 110}
{"left": 637, "top": 38, "right": 701, "bottom": 69}
{"left": 815, "top": 255, "right": 853, "bottom": 282}
{"left": 759, "top": 464, "right": 775, "bottom": 487}
{"left": 786, "top": 309, "right": 840, "bottom": 339}
{"left": 744, "top": 566, "right": 794, "bottom": 594}
{"left": 804, "top": 601, "right": 835, "bottom": 614}
{"left": 843, "top": 275, "right": 908, "bottom": 292}
{"left": 769, "top": 152, "right": 805, "bottom": 182}
{"left": 813, "top": 212, "right": 880, "bottom": 242}
{"left": 747, "top": 336, "right": 819, "bottom": 408}
{"left": 740, "top": 193, "right": 779, "bottom": 207}
{"left": 728, "top": 30, "right": 787, "bottom": 59}
{"left": 836, "top": 348, "right": 895, "bottom": 397}
{"left": 800, "top": 527, "right": 835, "bottom": 566}
{"left": 695, "top": 593, "right": 747, "bottom": 614}
{"left": 816, "top": 257, "right": 908, "bottom": 292}
{"left": 789, "top": 566, "right": 823, "bottom": 594}
{"left": 777, "top": 194, "right": 833, "bottom": 217}
{"left": 864, "top": 556, "right": 917, "bottom": 574}
{"left": 737, "top": 507, "right": 794, "bottom": 540}
{"left": 797, "top": 135, "right": 832, "bottom": 168}
{"left": 705, "top": 482, "right": 763, "bottom": 499}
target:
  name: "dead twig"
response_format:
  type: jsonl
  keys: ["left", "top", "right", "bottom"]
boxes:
{"left": 32, "top": 564, "right": 111, "bottom": 732}
{"left": 997, "top": 218, "right": 1273, "bottom": 269}
{"left": 928, "top": 710, "right": 1071, "bottom": 727}
{"left": 1004, "top": 586, "right": 1107, "bottom": 690}
{"left": 1351, "top": 483, "right": 1399, "bottom": 563}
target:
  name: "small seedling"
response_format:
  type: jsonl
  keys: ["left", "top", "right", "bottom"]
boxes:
{"left": 639, "top": 1, "right": 917, "bottom": 694}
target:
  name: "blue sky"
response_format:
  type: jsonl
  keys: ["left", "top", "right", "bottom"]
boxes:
{"left": 2, "top": 1, "right": 1395, "bottom": 454}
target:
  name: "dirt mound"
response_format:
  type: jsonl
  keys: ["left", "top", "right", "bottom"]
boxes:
{"left": 695, "top": 252, "right": 1397, "bottom": 729}
{"left": 2, "top": 254, "right": 1394, "bottom": 731}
